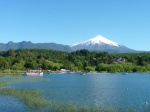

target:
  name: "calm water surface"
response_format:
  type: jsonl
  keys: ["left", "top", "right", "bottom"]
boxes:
{"left": 1, "top": 73, "right": 150, "bottom": 111}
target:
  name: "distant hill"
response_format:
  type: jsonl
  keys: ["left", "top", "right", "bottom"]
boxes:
{"left": 70, "top": 35, "right": 137, "bottom": 53}
{"left": 0, "top": 41, "right": 72, "bottom": 52}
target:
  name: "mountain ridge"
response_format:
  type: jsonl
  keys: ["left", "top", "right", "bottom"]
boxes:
{"left": 0, "top": 35, "right": 137, "bottom": 53}
{"left": 0, "top": 41, "right": 72, "bottom": 52}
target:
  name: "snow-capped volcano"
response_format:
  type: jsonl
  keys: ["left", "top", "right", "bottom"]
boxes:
{"left": 71, "top": 35, "right": 135, "bottom": 53}
{"left": 71, "top": 35, "right": 120, "bottom": 47}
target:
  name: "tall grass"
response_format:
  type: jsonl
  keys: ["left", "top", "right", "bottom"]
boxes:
{"left": 0, "top": 88, "right": 48, "bottom": 108}
{"left": 0, "top": 73, "right": 7, "bottom": 77}
{"left": 9, "top": 75, "right": 49, "bottom": 84}
{"left": 46, "top": 102, "right": 140, "bottom": 112}
{"left": 0, "top": 80, "right": 9, "bottom": 87}
{"left": 48, "top": 102, "right": 117, "bottom": 112}
{"left": 0, "top": 69, "right": 25, "bottom": 74}
{"left": 0, "top": 75, "right": 49, "bottom": 109}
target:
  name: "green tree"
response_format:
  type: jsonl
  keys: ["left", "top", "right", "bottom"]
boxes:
{"left": 85, "top": 66, "right": 95, "bottom": 72}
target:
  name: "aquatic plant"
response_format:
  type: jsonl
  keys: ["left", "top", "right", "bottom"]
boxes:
{"left": 0, "top": 73, "right": 7, "bottom": 77}
{"left": 0, "top": 88, "right": 48, "bottom": 108}
{"left": 10, "top": 75, "right": 49, "bottom": 84}
{"left": 47, "top": 102, "right": 117, "bottom": 112}
{"left": 0, "top": 80, "right": 10, "bottom": 87}
{"left": 0, "top": 75, "right": 49, "bottom": 109}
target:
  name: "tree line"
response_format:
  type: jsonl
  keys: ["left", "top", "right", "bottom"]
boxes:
{"left": 0, "top": 49, "right": 150, "bottom": 73}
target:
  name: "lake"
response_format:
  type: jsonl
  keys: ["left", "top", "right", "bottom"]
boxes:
{"left": 0, "top": 73, "right": 150, "bottom": 112}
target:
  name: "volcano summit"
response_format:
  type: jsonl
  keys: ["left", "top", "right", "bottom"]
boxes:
{"left": 71, "top": 35, "right": 135, "bottom": 53}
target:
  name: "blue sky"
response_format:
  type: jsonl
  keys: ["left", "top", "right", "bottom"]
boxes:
{"left": 0, "top": 0, "right": 150, "bottom": 51}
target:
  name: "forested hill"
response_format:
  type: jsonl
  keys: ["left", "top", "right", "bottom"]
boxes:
{"left": 0, "top": 49, "right": 150, "bottom": 73}
{"left": 0, "top": 41, "right": 72, "bottom": 52}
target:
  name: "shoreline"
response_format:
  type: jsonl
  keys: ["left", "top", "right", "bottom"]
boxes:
{"left": 0, "top": 69, "right": 150, "bottom": 76}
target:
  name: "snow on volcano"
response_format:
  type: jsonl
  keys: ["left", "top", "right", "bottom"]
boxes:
{"left": 71, "top": 35, "right": 120, "bottom": 47}
{"left": 70, "top": 35, "right": 135, "bottom": 53}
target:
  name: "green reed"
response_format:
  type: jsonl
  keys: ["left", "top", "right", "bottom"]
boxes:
{"left": 0, "top": 75, "right": 49, "bottom": 109}
{"left": 47, "top": 102, "right": 117, "bottom": 112}
{"left": 0, "top": 88, "right": 48, "bottom": 108}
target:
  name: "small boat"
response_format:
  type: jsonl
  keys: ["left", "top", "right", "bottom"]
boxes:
{"left": 80, "top": 72, "right": 87, "bottom": 75}
{"left": 122, "top": 72, "right": 128, "bottom": 75}
{"left": 25, "top": 68, "right": 43, "bottom": 76}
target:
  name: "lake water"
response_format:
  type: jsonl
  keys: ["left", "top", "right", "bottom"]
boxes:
{"left": 1, "top": 73, "right": 150, "bottom": 111}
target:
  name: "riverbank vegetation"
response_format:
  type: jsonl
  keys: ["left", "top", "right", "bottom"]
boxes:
{"left": 0, "top": 49, "right": 150, "bottom": 73}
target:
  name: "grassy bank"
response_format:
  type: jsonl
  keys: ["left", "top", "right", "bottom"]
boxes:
{"left": 0, "top": 69, "right": 25, "bottom": 76}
